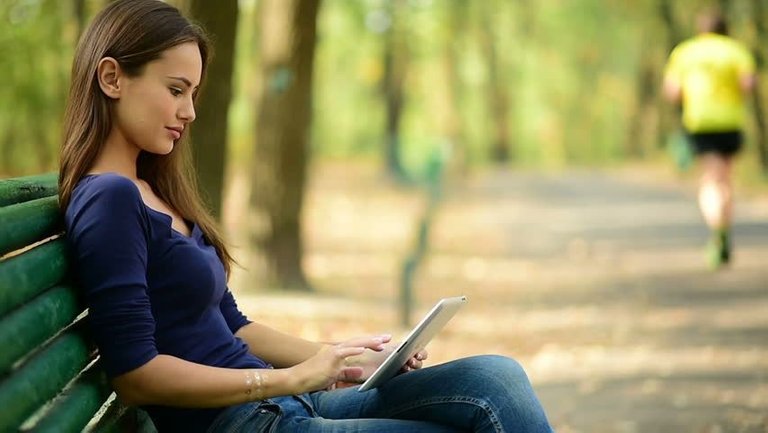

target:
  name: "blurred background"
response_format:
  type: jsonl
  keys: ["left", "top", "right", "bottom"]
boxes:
{"left": 2, "top": 0, "right": 768, "bottom": 431}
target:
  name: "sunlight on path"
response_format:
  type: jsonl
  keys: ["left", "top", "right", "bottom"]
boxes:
{"left": 226, "top": 163, "right": 768, "bottom": 432}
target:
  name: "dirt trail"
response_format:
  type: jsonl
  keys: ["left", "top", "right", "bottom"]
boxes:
{"left": 230, "top": 163, "right": 768, "bottom": 432}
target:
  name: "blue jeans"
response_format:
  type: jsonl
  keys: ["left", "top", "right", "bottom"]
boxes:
{"left": 207, "top": 355, "right": 553, "bottom": 432}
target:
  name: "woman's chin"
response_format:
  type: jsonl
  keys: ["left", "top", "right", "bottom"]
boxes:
{"left": 145, "top": 142, "right": 175, "bottom": 156}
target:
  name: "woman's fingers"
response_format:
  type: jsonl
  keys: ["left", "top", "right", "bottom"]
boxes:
{"left": 406, "top": 358, "right": 422, "bottom": 369}
{"left": 338, "top": 335, "right": 391, "bottom": 351}
{"left": 334, "top": 346, "right": 367, "bottom": 360}
{"left": 296, "top": 339, "right": 395, "bottom": 393}
{"left": 337, "top": 366, "right": 364, "bottom": 382}
{"left": 415, "top": 349, "right": 428, "bottom": 361}
{"left": 402, "top": 349, "right": 428, "bottom": 372}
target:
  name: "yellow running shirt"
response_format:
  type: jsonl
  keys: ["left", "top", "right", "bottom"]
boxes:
{"left": 664, "top": 33, "right": 755, "bottom": 133}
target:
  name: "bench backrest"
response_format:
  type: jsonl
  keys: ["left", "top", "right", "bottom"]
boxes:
{"left": 0, "top": 174, "right": 154, "bottom": 432}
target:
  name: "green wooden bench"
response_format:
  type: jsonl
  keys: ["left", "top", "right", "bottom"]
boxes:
{"left": 0, "top": 174, "right": 156, "bottom": 432}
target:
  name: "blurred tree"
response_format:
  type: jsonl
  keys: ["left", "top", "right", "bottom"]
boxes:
{"left": 0, "top": 0, "right": 72, "bottom": 176}
{"left": 382, "top": 0, "right": 408, "bottom": 180}
{"left": 5, "top": 0, "right": 768, "bottom": 184}
{"left": 625, "top": 0, "right": 680, "bottom": 158}
{"left": 747, "top": 0, "right": 768, "bottom": 173}
{"left": 189, "top": 0, "right": 238, "bottom": 219}
{"left": 169, "top": 0, "right": 189, "bottom": 14}
{"left": 441, "top": 0, "right": 468, "bottom": 172}
{"left": 478, "top": 0, "right": 512, "bottom": 163}
{"left": 311, "top": 0, "right": 383, "bottom": 159}
{"left": 249, "top": 0, "right": 322, "bottom": 291}
{"left": 73, "top": 0, "right": 86, "bottom": 38}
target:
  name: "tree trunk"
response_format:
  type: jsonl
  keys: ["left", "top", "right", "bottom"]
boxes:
{"left": 478, "top": 1, "right": 512, "bottom": 163}
{"left": 654, "top": 0, "right": 682, "bottom": 150}
{"left": 626, "top": 0, "right": 680, "bottom": 158}
{"left": 382, "top": 0, "right": 408, "bottom": 180}
{"left": 749, "top": 0, "right": 768, "bottom": 173}
{"left": 73, "top": 0, "right": 86, "bottom": 39}
{"left": 249, "top": 0, "right": 321, "bottom": 291}
{"left": 189, "top": 0, "right": 238, "bottom": 220}
{"left": 626, "top": 40, "right": 658, "bottom": 158}
{"left": 442, "top": 0, "right": 467, "bottom": 173}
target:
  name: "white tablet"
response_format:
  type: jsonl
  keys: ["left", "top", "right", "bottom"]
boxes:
{"left": 357, "top": 296, "right": 467, "bottom": 392}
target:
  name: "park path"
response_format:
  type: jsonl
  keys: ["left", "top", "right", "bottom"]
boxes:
{"left": 230, "top": 163, "right": 768, "bottom": 432}
{"left": 423, "top": 168, "right": 768, "bottom": 433}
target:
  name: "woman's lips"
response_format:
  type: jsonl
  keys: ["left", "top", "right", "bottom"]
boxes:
{"left": 166, "top": 127, "right": 182, "bottom": 140}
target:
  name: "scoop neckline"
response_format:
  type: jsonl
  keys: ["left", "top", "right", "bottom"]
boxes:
{"left": 143, "top": 205, "right": 197, "bottom": 239}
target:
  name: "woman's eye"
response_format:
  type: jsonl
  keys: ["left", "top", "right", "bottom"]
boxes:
{"left": 169, "top": 87, "right": 182, "bottom": 96}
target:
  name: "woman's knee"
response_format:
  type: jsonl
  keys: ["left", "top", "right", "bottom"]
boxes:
{"left": 452, "top": 356, "right": 550, "bottom": 425}
{"left": 454, "top": 355, "right": 530, "bottom": 387}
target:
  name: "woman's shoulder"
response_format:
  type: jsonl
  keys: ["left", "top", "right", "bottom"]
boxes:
{"left": 67, "top": 173, "right": 146, "bottom": 223}
{"left": 73, "top": 173, "right": 142, "bottom": 202}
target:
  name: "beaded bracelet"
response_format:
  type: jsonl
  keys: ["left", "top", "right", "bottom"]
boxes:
{"left": 244, "top": 369, "right": 264, "bottom": 401}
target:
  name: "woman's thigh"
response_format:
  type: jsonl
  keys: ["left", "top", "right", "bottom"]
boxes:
{"left": 276, "top": 392, "right": 459, "bottom": 433}
{"left": 309, "top": 355, "right": 553, "bottom": 433}
{"left": 277, "top": 416, "right": 460, "bottom": 433}
{"left": 206, "top": 401, "right": 281, "bottom": 433}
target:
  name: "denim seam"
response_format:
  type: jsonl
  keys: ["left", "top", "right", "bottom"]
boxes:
{"left": 229, "top": 403, "right": 258, "bottom": 433}
{"left": 207, "top": 403, "right": 258, "bottom": 433}
{"left": 263, "top": 401, "right": 283, "bottom": 433}
{"left": 294, "top": 394, "right": 318, "bottom": 417}
{"left": 381, "top": 396, "right": 505, "bottom": 433}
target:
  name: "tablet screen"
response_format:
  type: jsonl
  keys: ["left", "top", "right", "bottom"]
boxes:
{"left": 357, "top": 295, "right": 467, "bottom": 392}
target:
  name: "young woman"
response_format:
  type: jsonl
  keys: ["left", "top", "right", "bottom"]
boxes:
{"left": 59, "top": 1, "right": 554, "bottom": 432}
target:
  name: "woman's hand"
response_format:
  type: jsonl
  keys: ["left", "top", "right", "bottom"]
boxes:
{"left": 400, "top": 348, "right": 428, "bottom": 373}
{"left": 288, "top": 335, "right": 390, "bottom": 393}
{"left": 350, "top": 343, "right": 428, "bottom": 376}
{"left": 331, "top": 342, "right": 429, "bottom": 389}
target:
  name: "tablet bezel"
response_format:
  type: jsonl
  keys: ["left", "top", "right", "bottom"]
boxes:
{"left": 357, "top": 295, "right": 467, "bottom": 392}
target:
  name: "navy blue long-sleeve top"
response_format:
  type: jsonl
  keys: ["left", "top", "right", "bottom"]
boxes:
{"left": 65, "top": 173, "right": 269, "bottom": 433}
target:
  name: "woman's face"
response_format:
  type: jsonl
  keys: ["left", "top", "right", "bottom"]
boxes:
{"left": 112, "top": 42, "right": 202, "bottom": 155}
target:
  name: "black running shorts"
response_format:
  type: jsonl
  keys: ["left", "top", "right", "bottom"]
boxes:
{"left": 686, "top": 131, "right": 742, "bottom": 157}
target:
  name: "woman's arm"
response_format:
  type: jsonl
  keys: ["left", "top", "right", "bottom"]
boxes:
{"left": 112, "top": 355, "right": 296, "bottom": 407}
{"left": 113, "top": 335, "right": 388, "bottom": 407}
{"left": 235, "top": 322, "right": 326, "bottom": 368}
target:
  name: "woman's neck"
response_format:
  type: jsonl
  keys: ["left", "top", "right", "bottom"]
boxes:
{"left": 90, "top": 128, "right": 141, "bottom": 179}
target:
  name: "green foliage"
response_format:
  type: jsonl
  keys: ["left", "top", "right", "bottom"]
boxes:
{"left": 307, "top": 0, "right": 662, "bottom": 170}
{"left": 313, "top": 0, "right": 386, "bottom": 159}
{"left": 0, "top": 0, "right": 78, "bottom": 176}
{"left": 4, "top": 0, "right": 768, "bottom": 182}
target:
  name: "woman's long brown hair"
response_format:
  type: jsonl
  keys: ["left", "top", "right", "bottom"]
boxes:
{"left": 59, "top": 0, "right": 235, "bottom": 276}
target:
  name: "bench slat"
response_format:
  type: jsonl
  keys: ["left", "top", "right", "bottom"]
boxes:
{"left": 134, "top": 408, "right": 158, "bottom": 433}
{"left": 0, "top": 239, "right": 69, "bottom": 316}
{"left": 0, "top": 174, "right": 158, "bottom": 432}
{"left": 29, "top": 364, "right": 112, "bottom": 433}
{"left": 0, "top": 196, "right": 63, "bottom": 257}
{"left": 0, "top": 331, "right": 93, "bottom": 431}
{"left": 90, "top": 398, "right": 157, "bottom": 433}
{"left": 87, "top": 404, "right": 157, "bottom": 433}
{"left": 0, "top": 285, "right": 81, "bottom": 375}
{"left": 87, "top": 397, "right": 131, "bottom": 433}
{"left": 0, "top": 173, "right": 57, "bottom": 207}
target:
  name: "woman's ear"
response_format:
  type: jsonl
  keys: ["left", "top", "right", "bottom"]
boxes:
{"left": 97, "top": 57, "right": 122, "bottom": 99}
